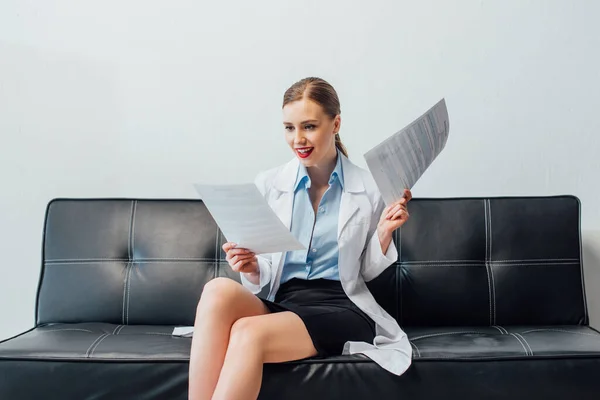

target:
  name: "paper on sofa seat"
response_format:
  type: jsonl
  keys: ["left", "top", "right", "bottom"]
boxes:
{"left": 364, "top": 98, "right": 450, "bottom": 205}
{"left": 194, "top": 183, "right": 305, "bottom": 255}
{"left": 172, "top": 326, "right": 194, "bottom": 337}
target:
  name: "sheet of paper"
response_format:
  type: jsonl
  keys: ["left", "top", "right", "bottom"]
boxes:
{"left": 364, "top": 98, "right": 449, "bottom": 205}
{"left": 194, "top": 183, "right": 305, "bottom": 255}
{"left": 172, "top": 326, "right": 194, "bottom": 337}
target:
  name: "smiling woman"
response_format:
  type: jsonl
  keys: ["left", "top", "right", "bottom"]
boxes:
{"left": 187, "top": 76, "right": 412, "bottom": 400}
{"left": 283, "top": 77, "right": 348, "bottom": 160}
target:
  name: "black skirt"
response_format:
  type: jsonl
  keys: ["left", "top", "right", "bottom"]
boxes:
{"left": 260, "top": 277, "right": 376, "bottom": 357}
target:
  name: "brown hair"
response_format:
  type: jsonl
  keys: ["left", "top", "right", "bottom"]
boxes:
{"left": 282, "top": 77, "right": 348, "bottom": 158}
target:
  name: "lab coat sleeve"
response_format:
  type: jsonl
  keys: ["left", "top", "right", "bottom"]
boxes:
{"left": 360, "top": 192, "right": 398, "bottom": 282}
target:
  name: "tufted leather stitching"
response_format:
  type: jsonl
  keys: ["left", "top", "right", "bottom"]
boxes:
{"left": 84, "top": 334, "right": 108, "bottom": 358}
{"left": 126, "top": 201, "right": 138, "bottom": 325}
{"left": 404, "top": 264, "right": 485, "bottom": 267}
{"left": 121, "top": 263, "right": 131, "bottom": 325}
{"left": 491, "top": 326, "right": 505, "bottom": 334}
{"left": 513, "top": 332, "right": 533, "bottom": 355}
{"left": 403, "top": 260, "right": 484, "bottom": 264}
{"left": 521, "top": 328, "right": 600, "bottom": 337}
{"left": 410, "top": 341, "right": 421, "bottom": 358}
{"left": 509, "top": 333, "right": 530, "bottom": 356}
{"left": 491, "top": 262, "right": 581, "bottom": 267}
{"left": 46, "top": 257, "right": 219, "bottom": 263}
{"left": 494, "top": 325, "right": 509, "bottom": 334}
{"left": 411, "top": 331, "right": 490, "bottom": 341}
{"left": 403, "top": 258, "right": 578, "bottom": 264}
{"left": 126, "top": 265, "right": 133, "bottom": 324}
{"left": 43, "top": 258, "right": 581, "bottom": 265}
{"left": 40, "top": 329, "right": 95, "bottom": 333}
{"left": 488, "top": 199, "right": 497, "bottom": 325}
{"left": 492, "top": 258, "right": 579, "bottom": 263}
{"left": 88, "top": 333, "right": 110, "bottom": 357}
{"left": 483, "top": 200, "right": 493, "bottom": 326}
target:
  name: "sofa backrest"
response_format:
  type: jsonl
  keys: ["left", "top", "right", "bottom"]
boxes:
{"left": 37, "top": 199, "right": 235, "bottom": 326}
{"left": 36, "top": 196, "right": 587, "bottom": 328}
{"left": 368, "top": 196, "right": 587, "bottom": 327}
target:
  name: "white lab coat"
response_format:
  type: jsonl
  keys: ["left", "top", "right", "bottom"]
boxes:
{"left": 240, "top": 153, "right": 412, "bottom": 376}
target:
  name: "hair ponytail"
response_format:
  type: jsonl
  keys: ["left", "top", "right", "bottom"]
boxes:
{"left": 334, "top": 133, "right": 348, "bottom": 158}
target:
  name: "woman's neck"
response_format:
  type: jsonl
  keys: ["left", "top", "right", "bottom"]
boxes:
{"left": 306, "top": 148, "right": 338, "bottom": 187}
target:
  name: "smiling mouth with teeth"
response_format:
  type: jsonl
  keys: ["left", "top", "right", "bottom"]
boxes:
{"left": 296, "top": 147, "right": 314, "bottom": 159}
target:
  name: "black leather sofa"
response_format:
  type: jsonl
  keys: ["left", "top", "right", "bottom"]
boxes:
{"left": 1, "top": 196, "right": 599, "bottom": 399}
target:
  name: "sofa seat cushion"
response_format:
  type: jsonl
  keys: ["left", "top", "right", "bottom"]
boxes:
{"left": 4, "top": 323, "right": 598, "bottom": 362}
{"left": 2, "top": 323, "right": 600, "bottom": 400}
{"left": 404, "top": 325, "right": 600, "bottom": 360}
{"left": 0, "top": 323, "right": 190, "bottom": 361}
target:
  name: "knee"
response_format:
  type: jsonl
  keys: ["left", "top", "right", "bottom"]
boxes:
{"left": 228, "top": 317, "right": 265, "bottom": 352}
{"left": 196, "top": 277, "right": 239, "bottom": 317}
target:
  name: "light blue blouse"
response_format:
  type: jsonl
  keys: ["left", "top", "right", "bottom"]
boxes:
{"left": 280, "top": 151, "right": 344, "bottom": 284}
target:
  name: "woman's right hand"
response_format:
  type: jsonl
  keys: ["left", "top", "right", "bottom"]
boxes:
{"left": 222, "top": 242, "right": 259, "bottom": 275}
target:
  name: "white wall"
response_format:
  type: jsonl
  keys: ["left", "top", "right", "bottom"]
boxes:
{"left": 1, "top": 0, "right": 599, "bottom": 340}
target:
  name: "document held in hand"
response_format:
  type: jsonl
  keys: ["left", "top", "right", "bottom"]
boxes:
{"left": 193, "top": 183, "right": 305, "bottom": 255}
{"left": 174, "top": 184, "right": 305, "bottom": 338}
{"left": 364, "top": 99, "right": 450, "bottom": 205}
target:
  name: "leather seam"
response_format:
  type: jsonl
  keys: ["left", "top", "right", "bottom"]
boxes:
{"left": 131, "top": 200, "right": 137, "bottom": 259}
{"left": 513, "top": 332, "right": 534, "bottom": 355}
{"left": 484, "top": 200, "right": 493, "bottom": 326}
{"left": 491, "top": 326, "right": 505, "bottom": 335}
{"left": 411, "top": 331, "right": 489, "bottom": 341}
{"left": 488, "top": 199, "right": 497, "bottom": 325}
{"left": 494, "top": 325, "right": 509, "bottom": 334}
{"left": 126, "top": 265, "right": 133, "bottom": 324}
{"left": 509, "top": 332, "right": 530, "bottom": 356}
{"left": 402, "top": 258, "right": 579, "bottom": 264}
{"left": 46, "top": 257, "right": 222, "bottom": 262}
{"left": 410, "top": 340, "right": 421, "bottom": 358}
{"left": 88, "top": 333, "right": 110, "bottom": 357}
{"left": 84, "top": 334, "right": 107, "bottom": 358}
{"left": 521, "top": 328, "right": 599, "bottom": 337}
{"left": 121, "top": 264, "right": 130, "bottom": 325}
{"left": 127, "top": 201, "right": 138, "bottom": 325}
{"left": 3, "top": 353, "right": 600, "bottom": 362}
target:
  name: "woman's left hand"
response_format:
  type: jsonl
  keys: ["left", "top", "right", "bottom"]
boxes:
{"left": 377, "top": 189, "right": 412, "bottom": 242}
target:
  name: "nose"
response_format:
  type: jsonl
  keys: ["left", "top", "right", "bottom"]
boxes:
{"left": 294, "top": 130, "right": 306, "bottom": 145}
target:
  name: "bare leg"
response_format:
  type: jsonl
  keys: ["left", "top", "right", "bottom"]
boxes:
{"left": 212, "top": 311, "right": 318, "bottom": 400}
{"left": 188, "top": 278, "right": 270, "bottom": 400}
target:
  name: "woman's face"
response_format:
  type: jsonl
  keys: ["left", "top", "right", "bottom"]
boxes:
{"left": 282, "top": 98, "right": 340, "bottom": 168}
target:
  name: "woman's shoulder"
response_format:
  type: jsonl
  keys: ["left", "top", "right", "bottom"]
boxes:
{"left": 253, "top": 158, "right": 297, "bottom": 196}
{"left": 342, "top": 157, "right": 381, "bottom": 199}
{"left": 355, "top": 164, "right": 378, "bottom": 190}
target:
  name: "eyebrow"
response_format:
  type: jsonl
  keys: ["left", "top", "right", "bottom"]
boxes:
{"left": 283, "top": 120, "right": 319, "bottom": 125}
